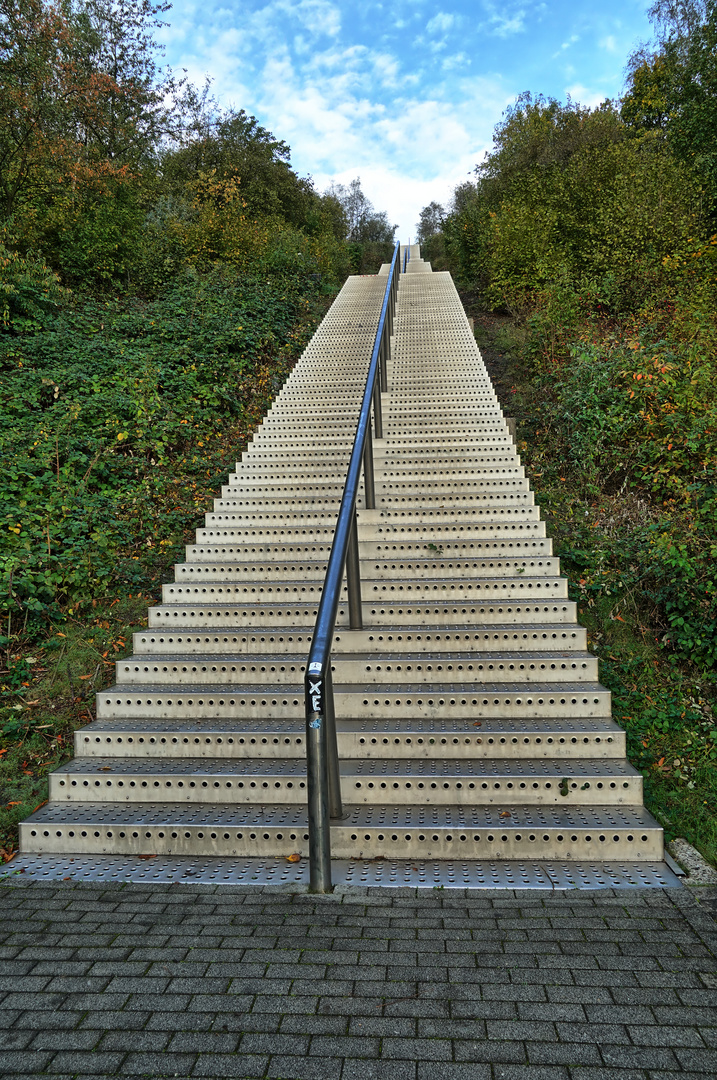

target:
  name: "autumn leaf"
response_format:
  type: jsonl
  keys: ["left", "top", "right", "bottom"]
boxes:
{"left": 286, "top": 853, "right": 301, "bottom": 863}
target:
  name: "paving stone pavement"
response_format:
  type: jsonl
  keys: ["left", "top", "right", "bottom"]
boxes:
{"left": 1, "top": 879, "right": 716, "bottom": 1079}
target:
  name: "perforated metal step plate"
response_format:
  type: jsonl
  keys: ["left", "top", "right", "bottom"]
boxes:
{"left": 2, "top": 854, "right": 681, "bottom": 889}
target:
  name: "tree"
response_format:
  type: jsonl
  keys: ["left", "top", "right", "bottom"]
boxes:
{"left": 622, "top": 1, "right": 717, "bottom": 213}
{"left": 66, "top": 0, "right": 183, "bottom": 164}
{"left": 416, "top": 201, "right": 444, "bottom": 244}
{"left": 325, "top": 178, "right": 397, "bottom": 243}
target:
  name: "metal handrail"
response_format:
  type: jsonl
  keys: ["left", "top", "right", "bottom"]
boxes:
{"left": 403, "top": 244, "right": 410, "bottom": 273}
{"left": 303, "top": 240, "right": 401, "bottom": 893}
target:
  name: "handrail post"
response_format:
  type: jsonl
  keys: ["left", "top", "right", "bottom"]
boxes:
{"left": 363, "top": 423, "right": 375, "bottom": 510}
{"left": 305, "top": 665, "right": 332, "bottom": 893}
{"left": 324, "top": 660, "right": 343, "bottom": 819}
{"left": 373, "top": 376, "right": 383, "bottom": 438}
{"left": 380, "top": 329, "right": 388, "bottom": 393}
{"left": 346, "top": 510, "right": 362, "bottom": 630}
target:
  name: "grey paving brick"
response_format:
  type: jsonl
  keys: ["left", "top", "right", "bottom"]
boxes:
{"left": 58, "top": 992, "right": 130, "bottom": 1011}
{"left": 48, "top": 1051, "right": 126, "bottom": 1073}
{"left": 342, "top": 1062, "right": 417, "bottom": 1080}
{"left": 191, "top": 1053, "right": 267, "bottom": 1076}
{"left": 100, "top": 1029, "right": 170, "bottom": 1051}
{"left": 0, "top": 1052, "right": 54, "bottom": 1074}
{"left": 280, "top": 1014, "right": 348, "bottom": 1034}
{"left": 123, "top": 992, "right": 191, "bottom": 1011}
{"left": 479, "top": 985, "right": 548, "bottom": 1003}
{"left": 30, "top": 960, "right": 94, "bottom": 976}
{"left": 0, "top": 1030, "right": 34, "bottom": 1049}
{"left": 556, "top": 1021, "right": 630, "bottom": 1044}
{"left": 526, "top": 1040, "right": 603, "bottom": 1065}
{"left": 104, "top": 975, "right": 169, "bottom": 993}
{"left": 14, "top": 1009, "right": 83, "bottom": 1030}
{"left": 167, "top": 1031, "right": 239, "bottom": 1052}
{"left": 380, "top": 1036, "right": 452, "bottom": 1060}
{"left": 416, "top": 1066, "right": 491, "bottom": 1080}
{"left": 562, "top": 1071, "right": 644, "bottom": 1080}
{"left": 627, "top": 1022, "right": 706, "bottom": 1046}
{"left": 453, "top": 1040, "right": 526, "bottom": 1064}
{"left": 30, "top": 1029, "right": 103, "bottom": 1050}
{"left": 211, "top": 1012, "right": 281, "bottom": 1033}
{"left": 292, "top": 978, "right": 354, "bottom": 996}
{"left": 86, "top": 961, "right": 150, "bottom": 976}
{"left": 0, "top": 975, "right": 50, "bottom": 992}
{"left": 119, "top": 1051, "right": 198, "bottom": 1074}
{"left": 492, "top": 1068, "right": 569, "bottom": 1080}
{"left": 486, "top": 1019, "right": 557, "bottom": 1041}
{"left": 252, "top": 993, "right": 319, "bottom": 1014}
{"left": 600, "top": 1043, "right": 680, "bottom": 1068}
{"left": 266, "top": 1055, "right": 343, "bottom": 1079}
{"left": 674, "top": 1047, "right": 717, "bottom": 1070}
{"left": 350, "top": 1016, "right": 416, "bottom": 1036}
{"left": 516, "top": 1002, "right": 586, "bottom": 1022}
{"left": 240, "top": 1032, "right": 311, "bottom": 1054}
{"left": 78, "top": 1009, "right": 150, "bottom": 1029}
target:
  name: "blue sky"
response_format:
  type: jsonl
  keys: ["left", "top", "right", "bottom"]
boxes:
{"left": 158, "top": 1, "right": 655, "bottom": 241}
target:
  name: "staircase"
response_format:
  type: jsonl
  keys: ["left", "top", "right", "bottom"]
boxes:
{"left": 14, "top": 246, "right": 674, "bottom": 890}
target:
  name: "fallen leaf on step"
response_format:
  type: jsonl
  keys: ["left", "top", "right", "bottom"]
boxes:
{"left": 286, "top": 853, "right": 301, "bottom": 863}
{"left": 499, "top": 811, "right": 511, "bottom": 818}
{"left": 138, "top": 854, "right": 157, "bottom": 860}
{"left": 100, "top": 766, "right": 112, "bottom": 771}
{"left": 472, "top": 721, "right": 482, "bottom": 727}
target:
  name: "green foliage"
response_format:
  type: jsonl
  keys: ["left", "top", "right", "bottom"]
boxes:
{"left": 0, "top": 237, "right": 68, "bottom": 331}
{"left": 444, "top": 96, "right": 701, "bottom": 311}
{"left": 0, "top": 268, "right": 323, "bottom": 638}
{"left": 623, "top": 1, "right": 717, "bottom": 215}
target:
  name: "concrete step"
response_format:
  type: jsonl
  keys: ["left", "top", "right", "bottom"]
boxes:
{"left": 113, "top": 651, "right": 599, "bottom": 687}
{"left": 159, "top": 575, "right": 570, "bottom": 604}
{"left": 131, "top": 624, "right": 588, "bottom": 656}
{"left": 146, "top": 600, "right": 578, "bottom": 628}
{"left": 174, "top": 557, "right": 562, "bottom": 582}
{"left": 21, "top": 802, "right": 661, "bottom": 861}
{"left": 94, "top": 682, "right": 610, "bottom": 722}
{"left": 75, "top": 716, "right": 625, "bottom": 759}
{"left": 47, "top": 757, "right": 642, "bottom": 806}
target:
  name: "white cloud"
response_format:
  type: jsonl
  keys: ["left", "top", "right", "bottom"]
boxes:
{"left": 552, "top": 33, "right": 579, "bottom": 58}
{"left": 442, "top": 51, "right": 469, "bottom": 71}
{"left": 426, "top": 11, "right": 457, "bottom": 34}
{"left": 481, "top": 3, "right": 527, "bottom": 37}
{"left": 565, "top": 82, "right": 610, "bottom": 107}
